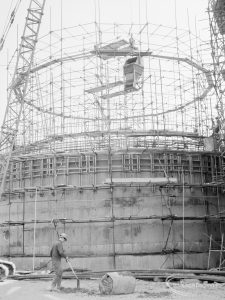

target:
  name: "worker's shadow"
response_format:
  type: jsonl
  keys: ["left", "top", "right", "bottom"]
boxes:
{"left": 59, "top": 287, "right": 97, "bottom": 295}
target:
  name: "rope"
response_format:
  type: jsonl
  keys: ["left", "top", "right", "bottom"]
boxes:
{"left": 0, "top": 0, "right": 22, "bottom": 51}
{"left": 34, "top": 259, "right": 51, "bottom": 271}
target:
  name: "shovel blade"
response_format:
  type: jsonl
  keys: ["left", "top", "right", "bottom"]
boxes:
{"left": 77, "top": 279, "right": 80, "bottom": 289}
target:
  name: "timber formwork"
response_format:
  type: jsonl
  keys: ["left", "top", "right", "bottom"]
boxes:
{"left": 0, "top": 148, "right": 224, "bottom": 270}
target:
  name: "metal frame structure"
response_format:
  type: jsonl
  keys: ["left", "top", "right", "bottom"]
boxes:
{"left": 208, "top": 0, "right": 225, "bottom": 153}
{"left": 3, "top": 21, "right": 216, "bottom": 157}
{"left": 0, "top": 3, "right": 224, "bottom": 271}
{"left": 0, "top": 0, "right": 46, "bottom": 198}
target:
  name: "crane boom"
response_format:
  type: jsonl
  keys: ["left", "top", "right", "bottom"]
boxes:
{"left": 0, "top": 0, "right": 46, "bottom": 197}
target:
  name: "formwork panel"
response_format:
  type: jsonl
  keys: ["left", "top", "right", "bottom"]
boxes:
{"left": 7, "top": 199, "right": 24, "bottom": 222}
{"left": 115, "top": 253, "right": 211, "bottom": 270}
{"left": 111, "top": 186, "right": 212, "bottom": 218}
{"left": 114, "top": 219, "right": 209, "bottom": 254}
{"left": 66, "top": 222, "right": 114, "bottom": 256}
{"left": 0, "top": 228, "right": 10, "bottom": 256}
{"left": 7, "top": 226, "right": 23, "bottom": 255}
{"left": 0, "top": 203, "right": 9, "bottom": 223}
{"left": 24, "top": 224, "right": 60, "bottom": 256}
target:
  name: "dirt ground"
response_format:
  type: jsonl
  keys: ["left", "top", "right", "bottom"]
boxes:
{"left": 0, "top": 278, "right": 225, "bottom": 300}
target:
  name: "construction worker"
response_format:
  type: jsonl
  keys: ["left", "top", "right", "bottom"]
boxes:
{"left": 50, "top": 233, "right": 68, "bottom": 291}
{"left": 212, "top": 117, "right": 221, "bottom": 134}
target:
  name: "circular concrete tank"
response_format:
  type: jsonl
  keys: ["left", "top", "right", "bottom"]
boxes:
{"left": 0, "top": 149, "right": 223, "bottom": 270}
{"left": 0, "top": 22, "right": 224, "bottom": 271}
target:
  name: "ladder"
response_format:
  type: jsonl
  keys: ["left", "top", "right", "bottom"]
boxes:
{"left": 0, "top": 0, "right": 46, "bottom": 198}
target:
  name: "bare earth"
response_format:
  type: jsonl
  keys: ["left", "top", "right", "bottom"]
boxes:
{"left": 0, "top": 278, "right": 224, "bottom": 300}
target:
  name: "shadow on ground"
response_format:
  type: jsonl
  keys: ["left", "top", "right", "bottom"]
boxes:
{"left": 137, "top": 291, "right": 171, "bottom": 298}
{"left": 60, "top": 287, "right": 98, "bottom": 295}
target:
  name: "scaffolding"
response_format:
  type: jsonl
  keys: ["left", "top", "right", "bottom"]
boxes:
{"left": 208, "top": 0, "right": 225, "bottom": 153}
{"left": 1, "top": 8, "right": 225, "bottom": 269}
{"left": 3, "top": 22, "right": 217, "bottom": 156}
{"left": 204, "top": 0, "right": 225, "bottom": 263}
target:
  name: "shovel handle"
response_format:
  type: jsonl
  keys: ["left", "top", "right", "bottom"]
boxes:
{"left": 67, "top": 259, "right": 79, "bottom": 280}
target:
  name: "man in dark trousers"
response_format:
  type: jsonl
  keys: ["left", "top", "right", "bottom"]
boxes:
{"left": 50, "top": 233, "right": 68, "bottom": 291}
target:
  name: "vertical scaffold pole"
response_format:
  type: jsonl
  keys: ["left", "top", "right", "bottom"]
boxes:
{"left": 207, "top": 234, "right": 212, "bottom": 270}
{"left": 32, "top": 187, "right": 38, "bottom": 271}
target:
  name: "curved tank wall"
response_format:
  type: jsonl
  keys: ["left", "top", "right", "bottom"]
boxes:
{"left": 0, "top": 148, "right": 224, "bottom": 270}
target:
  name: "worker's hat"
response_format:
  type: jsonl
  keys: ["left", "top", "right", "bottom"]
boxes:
{"left": 59, "top": 233, "right": 68, "bottom": 241}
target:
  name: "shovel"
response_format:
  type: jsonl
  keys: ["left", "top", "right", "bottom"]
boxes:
{"left": 66, "top": 259, "right": 80, "bottom": 289}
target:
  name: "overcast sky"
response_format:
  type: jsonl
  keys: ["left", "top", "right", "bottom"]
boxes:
{"left": 0, "top": 0, "right": 209, "bottom": 125}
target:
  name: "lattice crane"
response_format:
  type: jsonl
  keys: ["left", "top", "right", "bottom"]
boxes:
{"left": 0, "top": 0, "right": 46, "bottom": 197}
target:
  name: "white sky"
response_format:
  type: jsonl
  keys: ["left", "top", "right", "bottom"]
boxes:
{"left": 0, "top": 0, "right": 209, "bottom": 126}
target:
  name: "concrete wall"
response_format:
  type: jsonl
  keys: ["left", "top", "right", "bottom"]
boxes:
{"left": 0, "top": 149, "right": 224, "bottom": 270}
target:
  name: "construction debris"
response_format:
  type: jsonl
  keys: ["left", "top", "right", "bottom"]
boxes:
{"left": 0, "top": 264, "right": 9, "bottom": 281}
{"left": 8, "top": 268, "right": 225, "bottom": 284}
{"left": 0, "top": 260, "right": 16, "bottom": 275}
{"left": 0, "top": 260, "right": 16, "bottom": 278}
